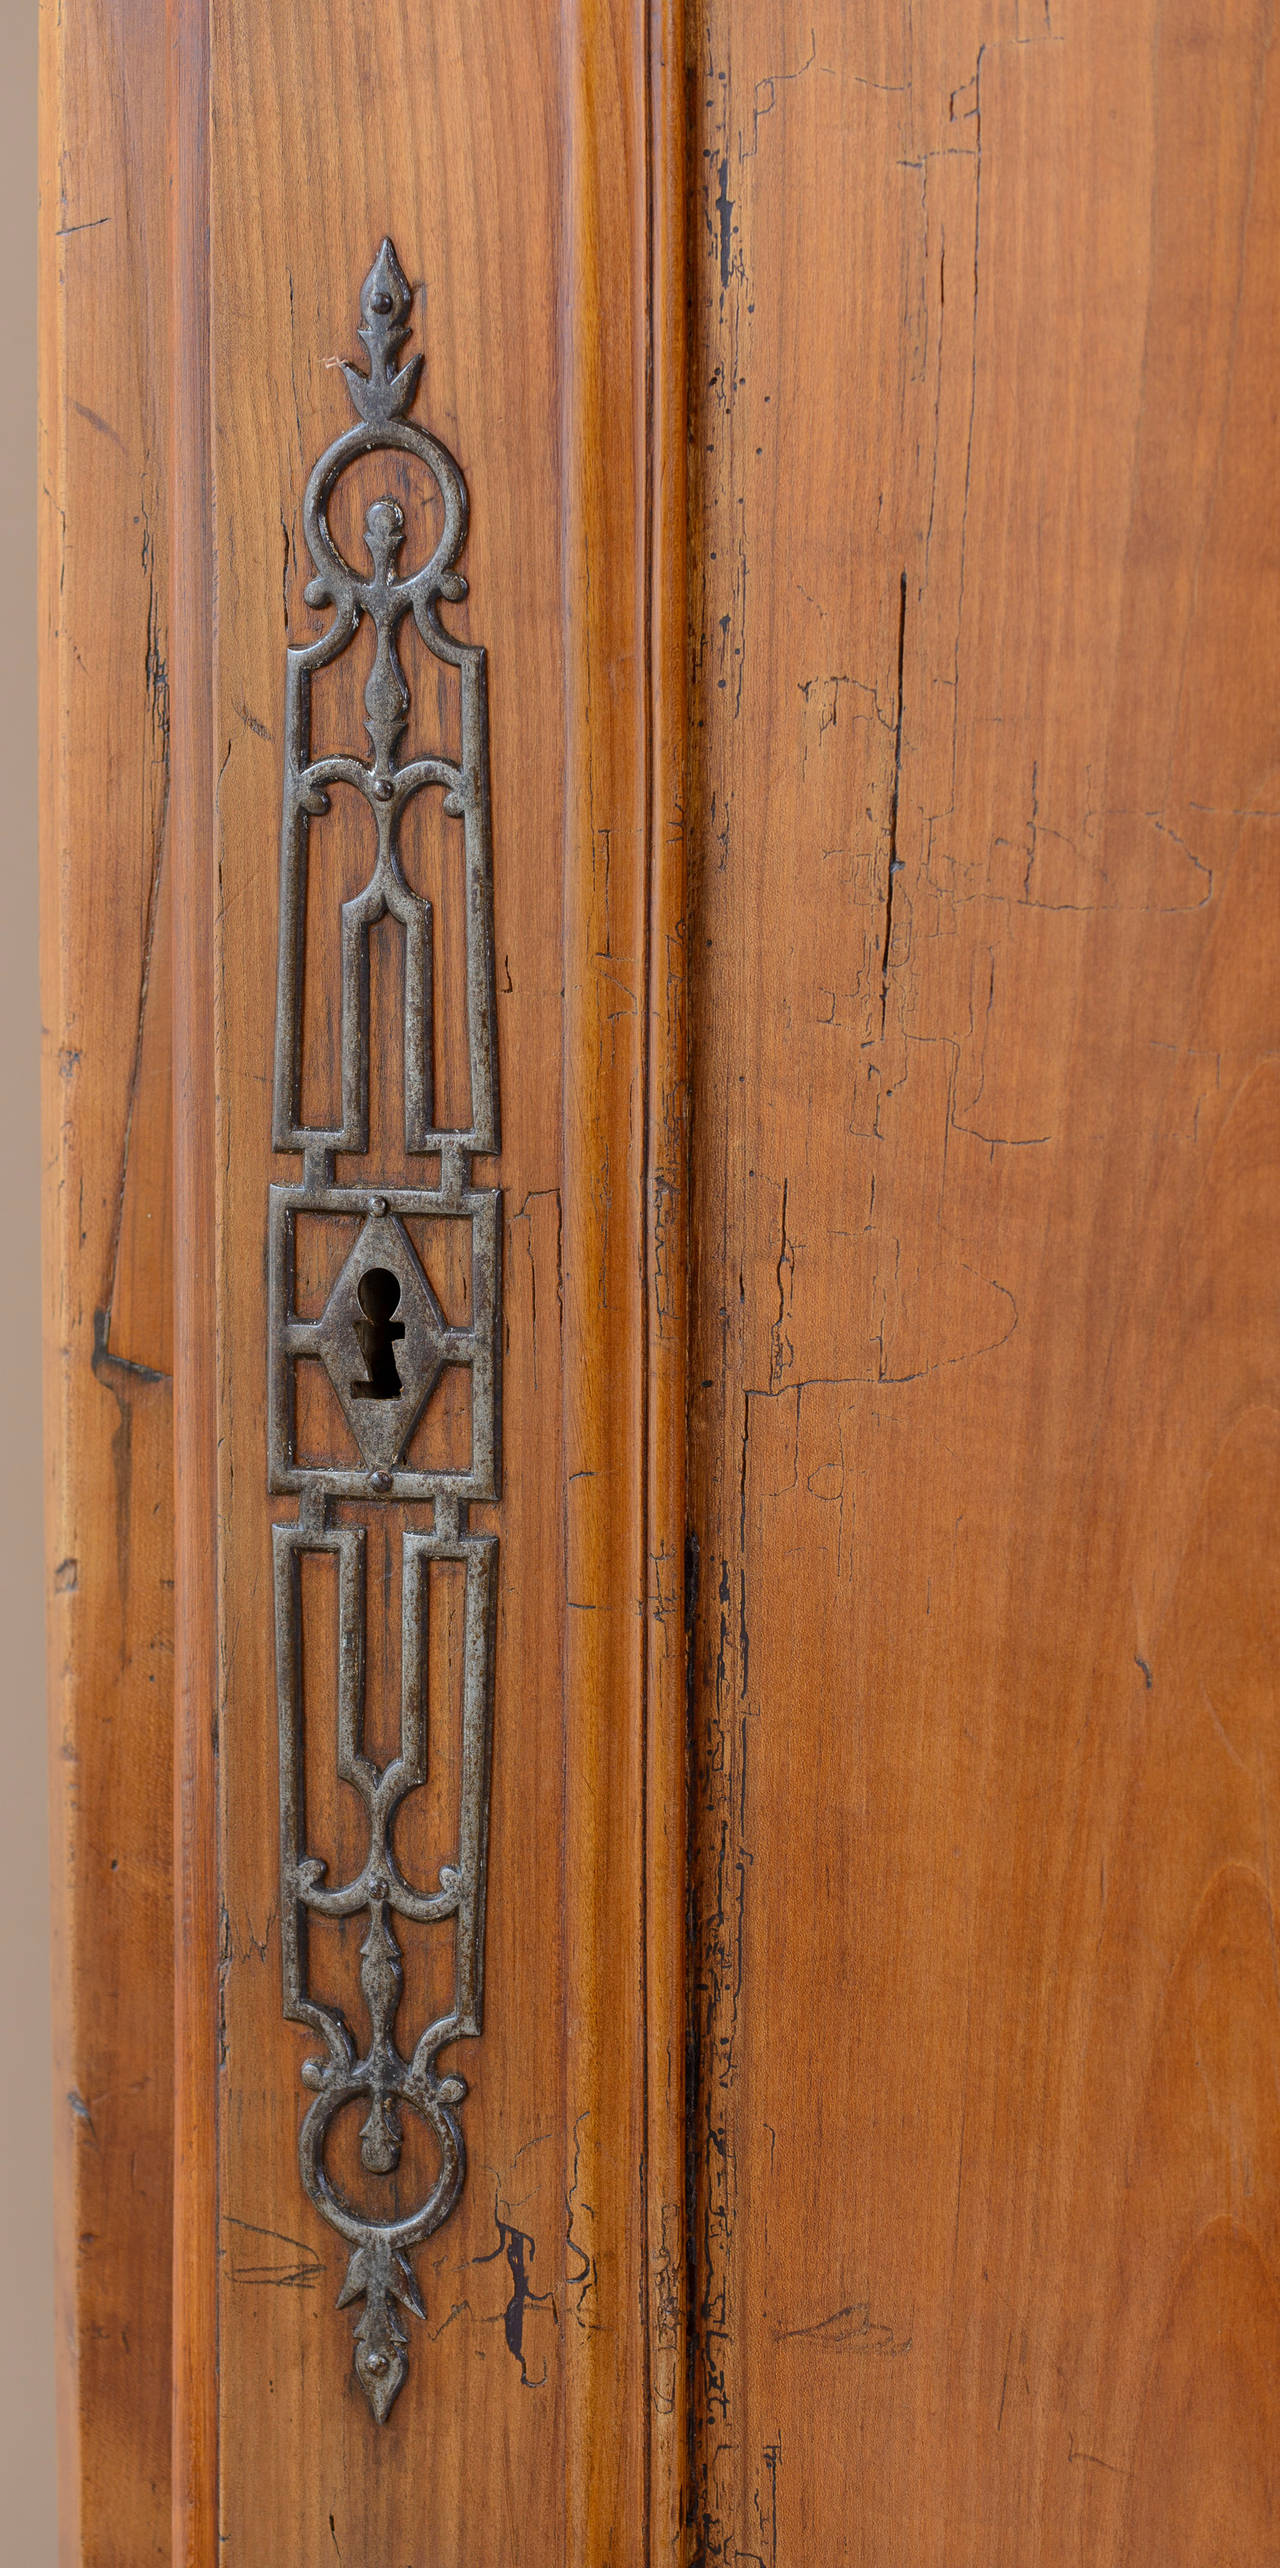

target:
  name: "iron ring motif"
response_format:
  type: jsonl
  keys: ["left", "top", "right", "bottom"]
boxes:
{"left": 268, "top": 240, "right": 501, "bottom": 2422}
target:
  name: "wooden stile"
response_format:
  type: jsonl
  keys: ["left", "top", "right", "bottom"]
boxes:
{"left": 40, "top": 2, "right": 174, "bottom": 2559}
{"left": 168, "top": 0, "right": 686, "bottom": 2558}
{"left": 686, "top": 6, "right": 1280, "bottom": 2561}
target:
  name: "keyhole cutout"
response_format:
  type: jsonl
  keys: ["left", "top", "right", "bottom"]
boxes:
{"left": 351, "top": 1268, "right": 405, "bottom": 1400}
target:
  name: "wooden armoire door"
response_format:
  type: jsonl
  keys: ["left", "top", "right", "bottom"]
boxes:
{"left": 41, "top": 3, "right": 1280, "bottom": 2563}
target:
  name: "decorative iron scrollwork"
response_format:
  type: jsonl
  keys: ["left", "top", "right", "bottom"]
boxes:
{"left": 268, "top": 239, "right": 499, "bottom": 2422}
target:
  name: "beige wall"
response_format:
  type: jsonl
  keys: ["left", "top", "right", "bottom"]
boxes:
{"left": 4, "top": 5, "right": 55, "bottom": 2556}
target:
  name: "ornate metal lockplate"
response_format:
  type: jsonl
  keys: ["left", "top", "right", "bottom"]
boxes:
{"left": 268, "top": 240, "right": 500, "bottom": 2422}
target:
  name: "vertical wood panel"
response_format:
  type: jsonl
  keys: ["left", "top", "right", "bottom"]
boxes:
{"left": 166, "top": 2, "right": 688, "bottom": 2558}
{"left": 687, "top": 4, "right": 1280, "bottom": 2562}
{"left": 644, "top": 3, "right": 691, "bottom": 2553}
{"left": 167, "top": 0, "right": 217, "bottom": 2553}
{"left": 561, "top": 1, "right": 652, "bottom": 2552}
{"left": 40, "top": 0, "right": 175, "bottom": 2558}
{"left": 200, "top": 11, "right": 569, "bottom": 2554}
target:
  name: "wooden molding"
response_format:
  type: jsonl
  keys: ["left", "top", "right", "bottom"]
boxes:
{"left": 562, "top": 1, "right": 688, "bottom": 2556}
{"left": 167, "top": 0, "right": 218, "bottom": 2553}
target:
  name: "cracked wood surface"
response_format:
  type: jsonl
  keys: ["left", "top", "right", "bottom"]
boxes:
{"left": 688, "top": 2, "right": 1280, "bottom": 2561}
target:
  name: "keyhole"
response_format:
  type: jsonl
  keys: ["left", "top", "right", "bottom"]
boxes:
{"left": 351, "top": 1268, "right": 405, "bottom": 1400}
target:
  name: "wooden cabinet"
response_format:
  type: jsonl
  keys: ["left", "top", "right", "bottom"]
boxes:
{"left": 41, "top": 3, "right": 1280, "bottom": 2560}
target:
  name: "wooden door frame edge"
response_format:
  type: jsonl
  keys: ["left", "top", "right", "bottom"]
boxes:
{"left": 644, "top": 2, "right": 690, "bottom": 2556}
{"left": 561, "top": 0, "right": 690, "bottom": 2557}
{"left": 168, "top": 0, "right": 218, "bottom": 2555}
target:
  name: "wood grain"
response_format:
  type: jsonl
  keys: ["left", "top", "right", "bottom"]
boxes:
{"left": 167, "top": 0, "right": 218, "bottom": 2554}
{"left": 47, "top": 0, "right": 1280, "bottom": 2554}
{"left": 39, "top": 0, "right": 174, "bottom": 2559}
{"left": 166, "top": 2, "right": 687, "bottom": 2559}
{"left": 645, "top": 2, "right": 691, "bottom": 2548}
{"left": 563, "top": 1, "right": 689, "bottom": 2553}
{"left": 686, "top": 3, "right": 1280, "bottom": 2562}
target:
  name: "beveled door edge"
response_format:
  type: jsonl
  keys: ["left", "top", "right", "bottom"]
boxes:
{"left": 168, "top": 0, "right": 218, "bottom": 2555}
{"left": 643, "top": 1, "right": 692, "bottom": 2554}
{"left": 560, "top": 0, "right": 690, "bottom": 2557}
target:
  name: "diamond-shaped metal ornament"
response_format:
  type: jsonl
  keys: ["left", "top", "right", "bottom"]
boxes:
{"left": 315, "top": 1212, "right": 447, "bottom": 1470}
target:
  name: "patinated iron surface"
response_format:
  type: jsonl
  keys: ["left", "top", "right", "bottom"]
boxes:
{"left": 268, "top": 239, "right": 500, "bottom": 2421}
